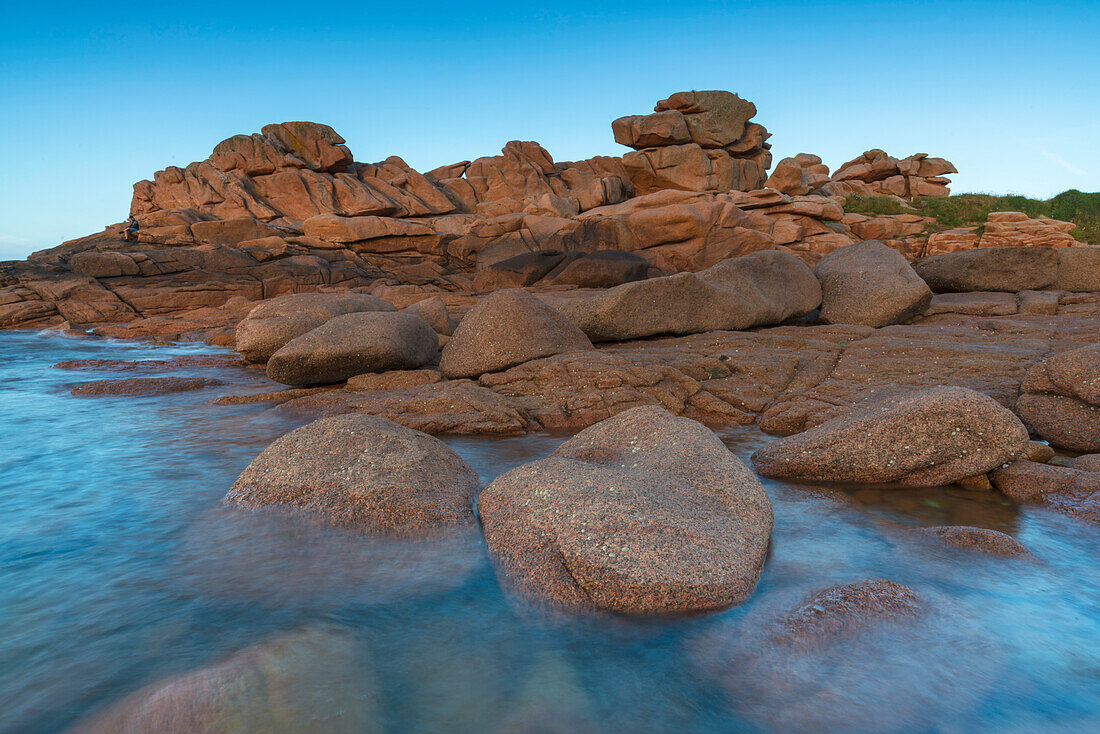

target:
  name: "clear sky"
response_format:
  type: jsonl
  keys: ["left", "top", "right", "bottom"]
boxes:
{"left": 2, "top": 1, "right": 1097, "bottom": 260}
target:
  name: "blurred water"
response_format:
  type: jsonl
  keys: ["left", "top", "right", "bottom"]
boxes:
{"left": 1, "top": 330, "right": 1098, "bottom": 733}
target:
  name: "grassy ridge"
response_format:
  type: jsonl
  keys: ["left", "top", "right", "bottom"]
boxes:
{"left": 844, "top": 190, "right": 1100, "bottom": 243}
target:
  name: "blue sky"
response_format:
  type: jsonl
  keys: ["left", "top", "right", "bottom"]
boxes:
{"left": 2, "top": 1, "right": 1097, "bottom": 259}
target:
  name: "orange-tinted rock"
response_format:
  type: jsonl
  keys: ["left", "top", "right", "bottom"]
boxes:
{"left": 916, "top": 246, "right": 1100, "bottom": 293}
{"left": 543, "top": 250, "right": 649, "bottom": 288}
{"left": 346, "top": 369, "right": 441, "bottom": 391}
{"left": 473, "top": 250, "right": 568, "bottom": 291}
{"left": 765, "top": 154, "right": 830, "bottom": 196}
{"left": 402, "top": 295, "right": 456, "bottom": 335}
{"left": 478, "top": 406, "right": 773, "bottom": 614}
{"left": 980, "top": 211, "right": 1079, "bottom": 249}
{"left": 832, "top": 150, "right": 955, "bottom": 198}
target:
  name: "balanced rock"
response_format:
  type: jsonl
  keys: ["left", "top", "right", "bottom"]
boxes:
{"left": 235, "top": 292, "right": 395, "bottom": 363}
{"left": 813, "top": 240, "right": 932, "bottom": 327}
{"left": 439, "top": 289, "right": 592, "bottom": 379}
{"left": 477, "top": 406, "right": 774, "bottom": 614}
{"left": 562, "top": 249, "right": 820, "bottom": 342}
{"left": 267, "top": 311, "right": 438, "bottom": 386}
{"left": 1016, "top": 345, "right": 1100, "bottom": 452}
{"left": 70, "top": 627, "right": 378, "bottom": 734}
{"left": 226, "top": 414, "right": 480, "bottom": 536}
{"left": 751, "top": 386, "right": 1030, "bottom": 486}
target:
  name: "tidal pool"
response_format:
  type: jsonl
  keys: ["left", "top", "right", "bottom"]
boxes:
{"left": 1, "top": 331, "right": 1097, "bottom": 733}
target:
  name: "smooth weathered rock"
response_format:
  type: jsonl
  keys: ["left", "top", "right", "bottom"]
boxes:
{"left": 267, "top": 311, "right": 438, "bottom": 386}
{"left": 70, "top": 627, "right": 378, "bottom": 734}
{"left": 991, "top": 460, "right": 1100, "bottom": 525}
{"left": 915, "top": 246, "right": 1100, "bottom": 293}
{"left": 478, "top": 406, "right": 774, "bottom": 614}
{"left": 563, "top": 250, "right": 820, "bottom": 341}
{"left": 752, "top": 386, "right": 1030, "bottom": 486}
{"left": 813, "top": 240, "right": 932, "bottom": 327}
{"left": 235, "top": 292, "right": 395, "bottom": 363}
{"left": 440, "top": 289, "right": 592, "bottom": 379}
{"left": 1071, "top": 454, "right": 1100, "bottom": 472}
{"left": 1015, "top": 344, "right": 1100, "bottom": 452}
{"left": 226, "top": 413, "right": 480, "bottom": 535}
{"left": 473, "top": 250, "right": 567, "bottom": 291}
{"left": 912, "top": 526, "right": 1033, "bottom": 557}
{"left": 346, "top": 368, "right": 441, "bottom": 391}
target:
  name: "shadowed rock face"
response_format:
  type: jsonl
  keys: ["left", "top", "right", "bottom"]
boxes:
{"left": 751, "top": 386, "right": 1030, "bottom": 486}
{"left": 813, "top": 240, "right": 932, "bottom": 327}
{"left": 235, "top": 292, "right": 396, "bottom": 363}
{"left": 226, "top": 413, "right": 481, "bottom": 536}
{"left": 266, "top": 311, "right": 438, "bottom": 386}
{"left": 562, "top": 250, "right": 820, "bottom": 342}
{"left": 1016, "top": 344, "right": 1100, "bottom": 452}
{"left": 477, "top": 406, "right": 773, "bottom": 614}
{"left": 69, "top": 626, "right": 379, "bottom": 734}
{"left": 439, "top": 289, "right": 592, "bottom": 379}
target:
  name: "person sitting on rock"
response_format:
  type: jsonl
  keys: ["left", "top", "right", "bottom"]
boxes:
{"left": 122, "top": 217, "right": 139, "bottom": 240}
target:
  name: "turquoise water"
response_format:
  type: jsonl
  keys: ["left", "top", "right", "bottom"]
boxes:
{"left": 1, "top": 330, "right": 1098, "bottom": 732}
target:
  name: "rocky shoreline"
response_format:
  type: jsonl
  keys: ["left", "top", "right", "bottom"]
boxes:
{"left": 5, "top": 89, "right": 1099, "bottom": 731}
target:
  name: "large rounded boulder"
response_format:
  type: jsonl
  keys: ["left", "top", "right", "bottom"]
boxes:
{"left": 477, "top": 406, "right": 774, "bottom": 614}
{"left": 439, "top": 289, "right": 592, "bottom": 379}
{"left": 226, "top": 414, "right": 480, "bottom": 536}
{"left": 235, "top": 292, "right": 395, "bottom": 363}
{"left": 266, "top": 311, "right": 438, "bottom": 386}
{"left": 1015, "top": 344, "right": 1100, "bottom": 452}
{"left": 813, "top": 240, "right": 932, "bottom": 327}
{"left": 751, "top": 386, "right": 1030, "bottom": 486}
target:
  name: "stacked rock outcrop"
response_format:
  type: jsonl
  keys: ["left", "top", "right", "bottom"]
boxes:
{"left": 612, "top": 91, "right": 772, "bottom": 195}
{"left": 823, "top": 149, "right": 957, "bottom": 199}
{"left": 764, "top": 154, "right": 831, "bottom": 196}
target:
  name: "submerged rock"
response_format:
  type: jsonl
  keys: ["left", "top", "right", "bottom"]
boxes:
{"left": 477, "top": 406, "right": 773, "bottom": 614}
{"left": 69, "top": 626, "right": 378, "bottom": 734}
{"left": 235, "top": 292, "right": 396, "bottom": 363}
{"left": 912, "top": 525, "right": 1033, "bottom": 557}
{"left": 813, "top": 240, "right": 932, "bottom": 327}
{"left": 70, "top": 377, "right": 223, "bottom": 396}
{"left": 266, "top": 311, "right": 438, "bottom": 386}
{"left": 440, "top": 289, "right": 592, "bottom": 379}
{"left": 226, "top": 414, "right": 480, "bottom": 536}
{"left": 1015, "top": 344, "right": 1100, "bottom": 452}
{"left": 752, "top": 386, "right": 1030, "bottom": 486}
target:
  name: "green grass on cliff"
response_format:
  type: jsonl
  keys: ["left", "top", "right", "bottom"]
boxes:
{"left": 844, "top": 190, "right": 1100, "bottom": 243}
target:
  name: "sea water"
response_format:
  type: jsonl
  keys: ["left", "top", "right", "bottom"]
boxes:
{"left": 1, "top": 330, "right": 1098, "bottom": 732}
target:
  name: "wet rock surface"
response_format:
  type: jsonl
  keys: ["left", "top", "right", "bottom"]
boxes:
{"left": 226, "top": 413, "right": 481, "bottom": 535}
{"left": 912, "top": 525, "right": 1033, "bottom": 557}
{"left": 751, "top": 386, "right": 1030, "bottom": 486}
{"left": 71, "top": 376, "right": 223, "bottom": 396}
{"left": 991, "top": 460, "right": 1100, "bottom": 525}
{"left": 477, "top": 406, "right": 773, "bottom": 614}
